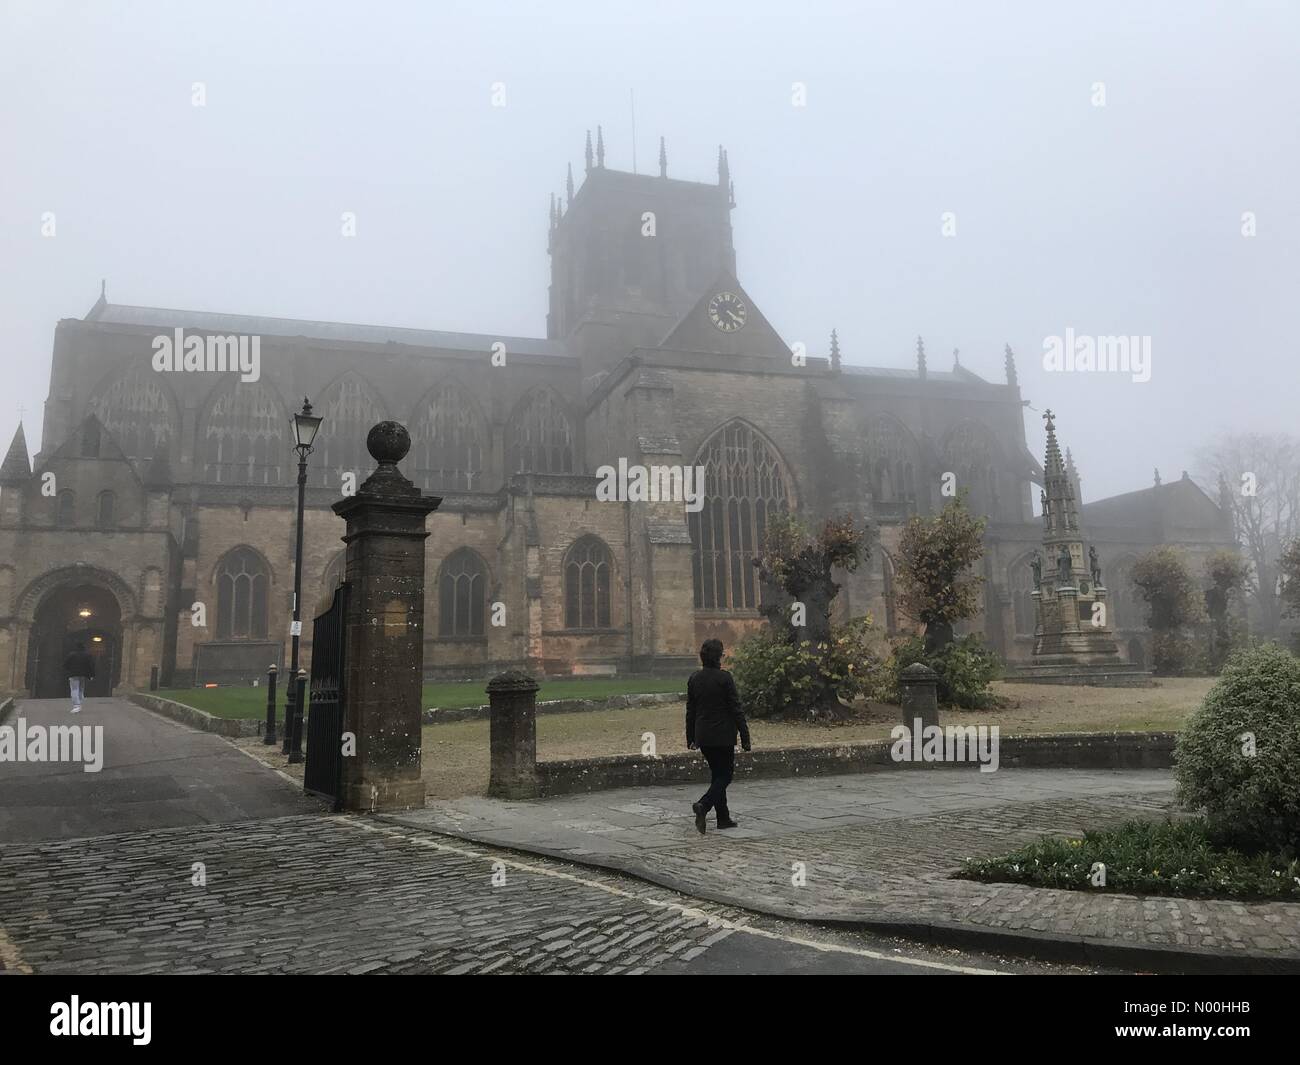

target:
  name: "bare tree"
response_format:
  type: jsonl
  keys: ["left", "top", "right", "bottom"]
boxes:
{"left": 1197, "top": 432, "right": 1300, "bottom": 636}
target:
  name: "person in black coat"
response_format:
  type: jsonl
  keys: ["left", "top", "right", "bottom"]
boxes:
{"left": 62, "top": 641, "right": 96, "bottom": 713}
{"left": 686, "top": 638, "right": 751, "bottom": 834}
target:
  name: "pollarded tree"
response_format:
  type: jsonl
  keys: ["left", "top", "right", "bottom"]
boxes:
{"left": 734, "top": 514, "right": 875, "bottom": 721}
{"left": 1132, "top": 546, "right": 1208, "bottom": 674}
{"left": 896, "top": 496, "right": 986, "bottom": 652}
{"left": 1204, "top": 549, "right": 1250, "bottom": 671}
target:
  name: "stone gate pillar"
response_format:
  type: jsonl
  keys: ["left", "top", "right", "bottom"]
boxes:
{"left": 332, "top": 421, "right": 441, "bottom": 813}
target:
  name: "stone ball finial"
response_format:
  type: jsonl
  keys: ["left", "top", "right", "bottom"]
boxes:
{"left": 366, "top": 421, "right": 411, "bottom": 465}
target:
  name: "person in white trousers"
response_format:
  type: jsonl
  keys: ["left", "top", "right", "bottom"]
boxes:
{"left": 62, "top": 641, "right": 96, "bottom": 713}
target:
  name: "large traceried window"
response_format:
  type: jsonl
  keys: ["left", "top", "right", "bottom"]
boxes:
{"left": 438, "top": 548, "right": 487, "bottom": 636}
{"left": 314, "top": 374, "right": 384, "bottom": 488}
{"left": 215, "top": 547, "right": 270, "bottom": 640}
{"left": 411, "top": 384, "right": 485, "bottom": 493}
{"left": 942, "top": 421, "right": 1002, "bottom": 520}
{"left": 860, "top": 415, "right": 918, "bottom": 505}
{"left": 90, "top": 364, "right": 176, "bottom": 463}
{"left": 203, "top": 383, "right": 286, "bottom": 485}
{"left": 510, "top": 390, "right": 574, "bottom": 475}
{"left": 689, "top": 421, "right": 791, "bottom": 611}
{"left": 564, "top": 537, "right": 612, "bottom": 629}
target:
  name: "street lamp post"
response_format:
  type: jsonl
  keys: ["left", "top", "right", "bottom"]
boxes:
{"left": 283, "top": 397, "right": 322, "bottom": 764}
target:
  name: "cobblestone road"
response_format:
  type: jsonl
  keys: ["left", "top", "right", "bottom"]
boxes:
{"left": 0, "top": 813, "right": 1063, "bottom": 975}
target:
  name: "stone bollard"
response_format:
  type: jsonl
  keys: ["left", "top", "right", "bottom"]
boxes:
{"left": 899, "top": 662, "right": 940, "bottom": 736}
{"left": 487, "top": 670, "right": 540, "bottom": 800}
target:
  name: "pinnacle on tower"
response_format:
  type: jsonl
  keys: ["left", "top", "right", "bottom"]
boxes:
{"left": 585, "top": 130, "right": 593, "bottom": 173}
{"left": 1004, "top": 343, "right": 1018, "bottom": 387}
{"left": 718, "top": 145, "right": 729, "bottom": 187}
{"left": 658, "top": 136, "right": 667, "bottom": 178}
{"left": 952, "top": 347, "right": 960, "bottom": 370}
{"left": 0, "top": 422, "right": 31, "bottom": 484}
{"left": 829, "top": 329, "right": 841, "bottom": 373}
{"left": 565, "top": 163, "right": 574, "bottom": 208}
{"left": 1154, "top": 468, "right": 1162, "bottom": 487}
{"left": 596, "top": 126, "right": 605, "bottom": 168}
{"left": 916, "top": 335, "right": 927, "bottom": 380}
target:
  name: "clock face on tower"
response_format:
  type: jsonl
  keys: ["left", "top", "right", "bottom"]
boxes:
{"left": 707, "top": 291, "right": 747, "bottom": 332}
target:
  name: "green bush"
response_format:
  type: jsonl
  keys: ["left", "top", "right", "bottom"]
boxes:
{"left": 882, "top": 633, "right": 1001, "bottom": 709}
{"left": 959, "top": 817, "right": 1300, "bottom": 900}
{"left": 1175, "top": 643, "right": 1300, "bottom": 855}
{"left": 731, "top": 616, "right": 882, "bottom": 720}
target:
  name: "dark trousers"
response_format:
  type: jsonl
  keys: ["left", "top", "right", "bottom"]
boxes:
{"left": 697, "top": 745, "right": 735, "bottom": 820}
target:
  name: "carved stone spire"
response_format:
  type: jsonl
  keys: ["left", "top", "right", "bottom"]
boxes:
{"left": 829, "top": 329, "right": 841, "bottom": 373}
{"left": 718, "top": 145, "right": 729, "bottom": 187}
{"left": 1004, "top": 343, "right": 1018, "bottom": 387}
{"left": 565, "top": 163, "right": 574, "bottom": 208}
{"left": 916, "top": 336, "right": 927, "bottom": 380}
{"left": 952, "top": 347, "right": 960, "bottom": 370}
{"left": 596, "top": 126, "right": 605, "bottom": 168}
{"left": 585, "top": 130, "right": 593, "bottom": 174}
{"left": 1041, "top": 410, "right": 1080, "bottom": 542}
{"left": 658, "top": 136, "right": 667, "bottom": 178}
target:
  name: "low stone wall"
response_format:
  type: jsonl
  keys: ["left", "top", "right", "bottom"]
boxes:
{"left": 535, "top": 731, "right": 1177, "bottom": 797}
{"left": 424, "top": 691, "right": 681, "bottom": 724}
{"left": 129, "top": 692, "right": 281, "bottom": 738}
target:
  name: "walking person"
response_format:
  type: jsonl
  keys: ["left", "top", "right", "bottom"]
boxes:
{"left": 686, "top": 638, "right": 751, "bottom": 834}
{"left": 63, "top": 641, "right": 95, "bottom": 714}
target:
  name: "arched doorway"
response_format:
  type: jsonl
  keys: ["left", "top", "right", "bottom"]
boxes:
{"left": 27, "top": 585, "right": 123, "bottom": 698}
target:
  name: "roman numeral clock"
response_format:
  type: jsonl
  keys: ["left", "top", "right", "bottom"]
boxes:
{"left": 708, "top": 291, "right": 747, "bottom": 332}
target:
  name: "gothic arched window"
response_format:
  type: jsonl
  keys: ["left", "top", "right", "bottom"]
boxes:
{"left": 96, "top": 491, "right": 116, "bottom": 528}
{"left": 215, "top": 547, "right": 271, "bottom": 639}
{"left": 689, "top": 420, "right": 791, "bottom": 611}
{"left": 565, "top": 536, "right": 612, "bottom": 629}
{"left": 203, "top": 383, "right": 286, "bottom": 485}
{"left": 438, "top": 548, "right": 487, "bottom": 636}
{"left": 510, "top": 390, "right": 574, "bottom": 475}
{"left": 411, "top": 384, "right": 486, "bottom": 493}
{"left": 90, "top": 365, "right": 176, "bottom": 463}
{"left": 942, "top": 421, "right": 1001, "bottom": 519}
{"left": 314, "top": 375, "right": 385, "bottom": 488}
{"left": 56, "top": 490, "right": 76, "bottom": 527}
{"left": 860, "top": 415, "right": 920, "bottom": 507}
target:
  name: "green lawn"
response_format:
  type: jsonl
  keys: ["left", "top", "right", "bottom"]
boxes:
{"left": 157, "top": 675, "right": 686, "bottom": 720}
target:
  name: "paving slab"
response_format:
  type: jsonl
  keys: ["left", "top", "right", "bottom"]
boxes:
{"left": 385, "top": 768, "right": 1300, "bottom": 972}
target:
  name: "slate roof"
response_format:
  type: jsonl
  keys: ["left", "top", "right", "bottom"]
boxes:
{"left": 84, "top": 303, "right": 570, "bottom": 358}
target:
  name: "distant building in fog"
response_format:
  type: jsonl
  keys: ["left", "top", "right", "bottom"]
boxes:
{"left": 0, "top": 138, "right": 1234, "bottom": 695}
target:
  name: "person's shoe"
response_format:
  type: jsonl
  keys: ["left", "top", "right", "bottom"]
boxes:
{"left": 692, "top": 802, "right": 708, "bottom": 835}
{"left": 717, "top": 817, "right": 739, "bottom": 829}
{"left": 71, "top": 706, "right": 81, "bottom": 714}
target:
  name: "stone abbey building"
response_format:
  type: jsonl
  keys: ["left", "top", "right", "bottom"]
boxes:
{"left": 0, "top": 137, "right": 1235, "bottom": 696}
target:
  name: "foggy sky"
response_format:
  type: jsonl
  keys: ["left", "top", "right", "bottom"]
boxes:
{"left": 2, "top": 0, "right": 1296, "bottom": 503}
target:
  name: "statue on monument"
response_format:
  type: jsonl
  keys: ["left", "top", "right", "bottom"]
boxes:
{"left": 1089, "top": 545, "right": 1102, "bottom": 585}
{"left": 1030, "top": 551, "right": 1042, "bottom": 590}
{"left": 1056, "top": 544, "right": 1072, "bottom": 584}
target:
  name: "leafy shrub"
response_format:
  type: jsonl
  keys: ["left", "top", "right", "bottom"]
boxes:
{"left": 731, "top": 616, "right": 882, "bottom": 720}
{"left": 959, "top": 817, "right": 1300, "bottom": 900}
{"left": 1175, "top": 643, "right": 1300, "bottom": 855}
{"left": 882, "top": 633, "right": 1001, "bottom": 710}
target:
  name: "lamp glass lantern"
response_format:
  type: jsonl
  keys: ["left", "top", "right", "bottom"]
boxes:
{"left": 293, "top": 398, "right": 323, "bottom": 452}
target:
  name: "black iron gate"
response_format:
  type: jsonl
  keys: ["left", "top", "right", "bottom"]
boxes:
{"left": 304, "top": 582, "right": 348, "bottom": 808}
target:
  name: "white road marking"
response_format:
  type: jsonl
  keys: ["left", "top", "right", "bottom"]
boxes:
{"left": 345, "top": 816, "right": 1005, "bottom": 975}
